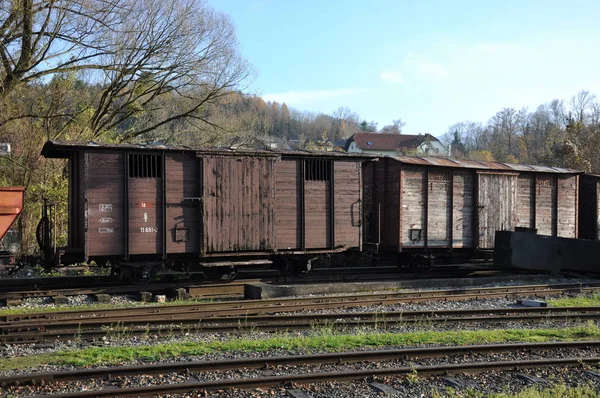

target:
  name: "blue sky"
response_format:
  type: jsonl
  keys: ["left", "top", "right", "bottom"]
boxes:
{"left": 208, "top": 0, "right": 600, "bottom": 137}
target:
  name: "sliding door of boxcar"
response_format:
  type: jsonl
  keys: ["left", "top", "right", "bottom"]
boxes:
{"left": 477, "top": 172, "right": 517, "bottom": 249}
{"left": 128, "top": 153, "right": 163, "bottom": 255}
{"left": 203, "top": 156, "right": 276, "bottom": 253}
{"left": 165, "top": 153, "right": 199, "bottom": 254}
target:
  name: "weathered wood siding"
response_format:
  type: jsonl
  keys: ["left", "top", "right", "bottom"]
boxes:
{"left": 557, "top": 175, "right": 578, "bottom": 238}
{"left": 165, "top": 153, "right": 200, "bottom": 254}
{"left": 452, "top": 171, "right": 474, "bottom": 248}
{"left": 202, "top": 155, "right": 276, "bottom": 253}
{"left": 86, "top": 152, "right": 125, "bottom": 257}
{"left": 275, "top": 159, "right": 301, "bottom": 250}
{"left": 477, "top": 173, "right": 517, "bottom": 249}
{"left": 400, "top": 166, "right": 425, "bottom": 247}
{"left": 361, "top": 161, "right": 375, "bottom": 245}
{"left": 383, "top": 161, "right": 401, "bottom": 250}
{"left": 535, "top": 176, "right": 556, "bottom": 236}
{"left": 362, "top": 160, "right": 386, "bottom": 248}
{"left": 579, "top": 175, "right": 600, "bottom": 240}
{"left": 128, "top": 161, "right": 162, "bottom": 256}
{"left": 333, "top": 161, "right": 361, "bottom": 248}
{"left": 516, "top": 175, "right": 534, "bottom": 229}
{"left": 427, "top": 169, "right": 451, "bottom": 247}
{"left": 304, "top": 179, "right": 331, "bottom": 249}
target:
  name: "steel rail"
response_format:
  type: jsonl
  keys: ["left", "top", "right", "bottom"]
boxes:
{"left": 3, "top": 308, "right": 600, "bottom": 344}
{"left": 26, "top": 356, "right": 600, "bottom": 397}
{"left": 2, "top": 340, "right": 599, "bottom": 387}
{"left": 4, "top": 305, "right": 600, "bottom": 329}
{"left": 5, "top": 282, "right": 600, "bottom": 323}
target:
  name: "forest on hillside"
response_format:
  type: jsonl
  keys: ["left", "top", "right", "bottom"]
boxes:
{"left": 1, "top": 0, "right": 599, "bottom": 255}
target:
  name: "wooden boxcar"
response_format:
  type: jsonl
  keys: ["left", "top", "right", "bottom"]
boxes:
{"left": 362, "top": 156, "right": 580, "bottom": 264}
{"left": 41, "top": 141, "right": 368, "bottom": 278}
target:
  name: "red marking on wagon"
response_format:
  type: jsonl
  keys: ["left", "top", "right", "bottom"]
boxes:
{"left": 139, "top": 202, "right": 153, "bottom": 208}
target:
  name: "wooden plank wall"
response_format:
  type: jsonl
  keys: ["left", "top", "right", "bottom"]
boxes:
{"left": 452, "top": 171, "right": 474, "bottom": 248}
{"left": 400, "top": 166, "right": 425, "bottom": 247}
{"left": 477, "top": 173, "right": 517, "bottom": 249}
{"left": 578, "top": 175, "right": 598, "bottom": 239}
{"left": 304, "top": 180, "right": 331, "bottom": 249}
{"left": 383, "top": 161, "right": 401, "bottom": 250}
{"left": 275, "top": 159, "right": 301, "bottom": 250}
{"left": 361, "top": 162, "right": 375, "bottom": 245}
{"left": 86, "top": 152, "right": 125, "bottom": 257}
{"left": 427, "top": 169, "right": 451, "bottom": 247}
{"left": 333, "top": 161, "right": 361, "bottom": 248}
{"left": 203, "top": 156, "right": 276, "bottom": 253}
{"left": 128, "top": 171, "right": 162, "bottom": 255}
{"left": 557, "top": 175, "right": 578, "bottom": 238}
{"left": 516, "top": 175, "right": 534, "bottom": 229}
{"left": 165, "top": 153, "right": 199, "bottom": 254}
{"left": 535, "top": 175, "right": 556, "bottom": 236}
{"left": 363, "top": 160, "right": 386, "bottom": 247}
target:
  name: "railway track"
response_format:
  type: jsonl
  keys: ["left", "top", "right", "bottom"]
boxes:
{"left": 3, "top": 305, "right": 600, "bottom": 344}
{"left": 2, "top": 341, "right": 600, "bottom": 396}
{"left": 5, "top": 281, "right": 600, "bottom": 322}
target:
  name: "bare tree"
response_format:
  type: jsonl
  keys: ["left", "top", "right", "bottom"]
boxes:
{"left": 570, "top": 90, "right": 595, "bottom": 124}
{"left": 380, "top": 118, "right": 406, "bottom": 134}
{"left": 0, "top": 0, "right": 254, "bottom": 141}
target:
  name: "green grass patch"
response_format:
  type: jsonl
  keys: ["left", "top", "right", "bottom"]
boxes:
{"left": 548, "top": 293, "right": 600, "bottom": 308}
{"left": 488, "top": 383, "right": 600, "bottom": 397}
{"left": 2, "top": 322, "right": 600, "bottom": 372}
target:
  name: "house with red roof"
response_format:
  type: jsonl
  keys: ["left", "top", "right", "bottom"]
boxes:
{"left": 344, "top": 132, "right": 447, "bottom": 157}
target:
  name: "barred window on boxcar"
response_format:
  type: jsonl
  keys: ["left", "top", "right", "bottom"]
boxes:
{"left": 128, "top": 154, "right": 162, "bottom": 178}
{"left": 305, "top": 159, "right": 331, "bottom": 181}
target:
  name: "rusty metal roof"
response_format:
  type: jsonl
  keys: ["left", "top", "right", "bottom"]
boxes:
{"left": 388, "top": 155, "right": 581, "bottom": 174}
{"left": 41, "top": 140, "right": 375, "bottom": 159}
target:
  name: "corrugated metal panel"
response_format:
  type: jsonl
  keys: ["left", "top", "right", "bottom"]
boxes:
{"left": 41, "top": 140, "right": 373, "bottom": 159}
{"left": 86, "top": 152, "right": 126, "bottom": 257}
{"left": 203, "top": 155, "right": 276, "bottom": 253}
{"left": 389, "top": 156, "right": 579, "bottom": 174}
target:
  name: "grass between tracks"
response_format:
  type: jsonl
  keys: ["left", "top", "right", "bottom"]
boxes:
{"left": 452, "top": 384, "right": 600, "bottom": 397}
{"left": 2, "top": 322, "right": 600, "bottom": 371}
{"left": 548, "top": 293, "right": 600, "bottom": 308}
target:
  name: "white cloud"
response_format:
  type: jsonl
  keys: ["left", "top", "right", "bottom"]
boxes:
{"left": 419, "top": 63, "right": 449, "bottom": 80}
{"left": 262, "top": 88, "right": 361, "bottom": 105}
{"left": 380, "top": 70, "right": 403, "bottom": 83}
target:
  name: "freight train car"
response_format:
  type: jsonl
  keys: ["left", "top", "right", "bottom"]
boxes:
{"left": 362, "top": 156, "right": 581, "bottom": 267}
{"left": 0, "top": 187, "right": 25, "bottom": 265}
{"left": 40, "top": 141, "right": 368, "bottom": 280}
